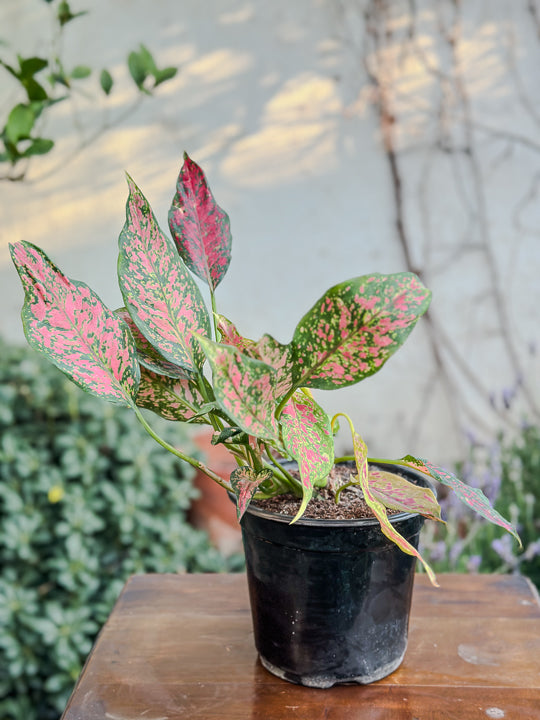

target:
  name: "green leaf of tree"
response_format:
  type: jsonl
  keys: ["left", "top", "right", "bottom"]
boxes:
{"left": 70, "top": 65, "right": 91, "bottom": 80}
{"left": 5, "top": 104, "right": 35, "bottom": 144}
{"left": 18, "top": 56, "right": 48, "bottom": 77}
{"left": 21, "top": 138, "right": 54, "bottom": 157}
{"left": 127, "top": 51, "right": 147, "bottom": 89}
{"left": 100, "top": 69, "right": 113, "bottom": 95}
{"left": 154, "top": 67, "right": 177, "bottom": 87}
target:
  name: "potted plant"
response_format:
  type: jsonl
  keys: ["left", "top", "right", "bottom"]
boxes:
{"left": 10, "top": 153, "right": 520, "bottom": 688}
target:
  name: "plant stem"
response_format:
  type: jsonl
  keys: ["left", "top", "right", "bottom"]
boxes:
{"left": 210, "top": 290, "right": 220, "bottom": 342}
{"left": 133, "top": 406, "right": 231, "bottom": 490}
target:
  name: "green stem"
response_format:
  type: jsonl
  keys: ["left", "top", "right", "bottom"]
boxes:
{"left": 210, "top": 290, "right": 220, "bottom": 342}
{"left": 133, "top": 406, "right": 231, "bottom": 490}
{"left": 265, "top": 447, "right": 303, "bottom": 495}
{"left": 274, "top": 385, "right": 297, "bottom": 420}
{"left": 334, "top": 479, "right": 360, "bottom": 504}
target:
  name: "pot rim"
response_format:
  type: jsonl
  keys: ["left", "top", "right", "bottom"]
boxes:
{"left": 238, "top": 461, "right": 435, "bottom": 528}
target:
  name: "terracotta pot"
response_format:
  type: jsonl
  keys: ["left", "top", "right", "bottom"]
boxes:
{"left": 189, "top": 430, "right": 242, "bottom": 556}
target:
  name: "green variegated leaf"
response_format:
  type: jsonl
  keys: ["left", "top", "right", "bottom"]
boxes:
{"left": 231, "top": 466, "right": 273, "bottom": 520}
{"left": 217, "top": 315, "right": 293, "bottom": 398}
{"left": 116, "top": 308, "right": 190, "bottom": 379}
{"left": 291, "top": 273, "right": 431, "bottom": 390}
{"left": 10, "top": 241, "right": 139, "bottom": 406}
{"left": 196, "top": 335, "right": 280, "bottom": 442}
{"left": 350, "top": 430, "right": 438, "bottom": 586}
{"left": 135, "top": 365, "right": 207, "bottom": 422}
{"left": 368, "top": 468, "right": 443, "bottom": 523}
{"left": 280, "top": 392, "right": 334, "bottom": 522}
{"left": 400, "top": 455, "right": 521, "bottom": 545}
{"left": 168, "top": 153, "right": 232, "bottom": 290}
{"left": 118, "top": 175, "right": 211, "bottom": 372}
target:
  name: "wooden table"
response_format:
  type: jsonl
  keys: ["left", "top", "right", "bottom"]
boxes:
{"left": 61, "top": 573, "right": 540, "bottom": 720}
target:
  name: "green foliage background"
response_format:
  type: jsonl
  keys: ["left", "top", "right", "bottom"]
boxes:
{"left": 0, "top": 339, "right": 237, "bottom": 720}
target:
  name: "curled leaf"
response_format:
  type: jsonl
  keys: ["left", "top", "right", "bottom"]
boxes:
{"left": 368, "top": 468, "right": 443, "bottom": 523}
{"left": 346, "top": 423, "right": 438, "bottom": 586}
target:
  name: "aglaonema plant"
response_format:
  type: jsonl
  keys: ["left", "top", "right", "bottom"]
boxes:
{"left": 10, "top": 152, "right": 520, "bottom": 585}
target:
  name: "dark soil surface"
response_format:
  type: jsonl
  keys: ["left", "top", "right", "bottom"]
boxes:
{"left": 252, "top": 464, "right": 401, "bottom": 520}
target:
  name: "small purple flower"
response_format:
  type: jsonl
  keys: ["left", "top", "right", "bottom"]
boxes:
{"left": 491, "top": 536, "right": 518, "bottom": 568}
{"left": 466, "top": 555, "right": 481, "bottom": 572}
{"left": 449, "top": 539, "right": 464, "bottom": 566}
{"left": 428, "top": 541, "right": 447, "bottom": 563}
{"left": 524, "top": 540, "right": 540, "bottom": 561}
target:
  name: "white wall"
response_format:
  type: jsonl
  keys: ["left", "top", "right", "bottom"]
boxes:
{"left": 1, "top": 0, "right": 539, "bottom": 463}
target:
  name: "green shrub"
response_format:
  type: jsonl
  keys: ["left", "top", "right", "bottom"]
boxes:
{"left": 0, "top": 339, "right": 236, "bottom": 720}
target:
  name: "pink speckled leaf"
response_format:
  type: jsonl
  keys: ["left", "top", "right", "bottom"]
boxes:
{"left": 231, "top": 466, "right": 273, "bottom": 520}
{"left": 292, "top": 273, "right": 431, "bottom": 390}
{"left": 135, "top": 365, "right": 208, "bottom": 423}
{"left": 280, "top": 392, "right": 334, "bottom": 522}
{"left": 217, "top": 315, "right": 259, "bottom": 356}
{"left": 352, "top": 433, "right": 438, "bottom": 586}
{"left": 116, "top": 308, "right": 190, "bottom": 379}
{"left": 118, "top": 175, "right": 211, "bottom": 373}
{"left": 196, "top": 335, "right": 280, "bottom": 442}
{"left": 400, "top": 455, "right": 521, "bottom": 545}
{"left": 217, "top": 315, "right": 293, "bottom": 398}
{"left": 10, "top": 241, "right": 139, "bottom": 406}
{"left": 168, "top": 153, "right": 231, "bottom": 290}
{"left": 368, "top": 468, "right": 442, "bottom": 523}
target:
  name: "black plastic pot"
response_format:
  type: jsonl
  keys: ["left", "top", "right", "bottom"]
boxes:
{"left": 239, "top": 462, "right": 428, "bottom": 688}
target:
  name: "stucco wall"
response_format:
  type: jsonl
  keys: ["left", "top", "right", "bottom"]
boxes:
{"left": 1, "top": 0, "right": 539, "bottom": 463}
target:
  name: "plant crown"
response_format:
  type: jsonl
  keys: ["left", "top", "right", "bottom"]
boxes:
{"left": 10, "top": 153, "right": 520, "bottom": 584}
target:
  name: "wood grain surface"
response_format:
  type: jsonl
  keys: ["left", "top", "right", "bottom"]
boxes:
{"left": 61, "top": 573, "right": 540, "bottom": 720}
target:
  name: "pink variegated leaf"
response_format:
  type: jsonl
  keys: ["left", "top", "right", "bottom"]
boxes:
{"left": 10, "top": 241, "right": 139, "bottom": 406}
{"left": 196, "top": 335, "right": 280, "bottom": 442}
{"left": 116, "top": 308, "right": 190, "bottom": 379}
{"left": 135, "top": 365, "right": 208, "bottom": 423}
{"left": 400, "top": 455, "right": 521, "bottom": 545}
{"left": 368, "top": 468, "right": 443, "bottom": 523}
{"left": 217, "top": 314, "right": 293, "bottom": 399}
{"left": 217, "top": 315, "right": 259, "bottom": 356}
{"left": 280, "top": 392, "right": 334, "bottom": 522}
{"left": 291, "top": 273, "right": 431, "bottom": 390}
{"left": 255, "top": 333, "right": 294, "bottom": 399}
{"left": 118, "top": 176, "right": 211, "bottom": 373}
{"left": 231, "top": 466, "right": 273, "bottom": 520}
{"left": 168, "top": 153, "right": 231, "bottom": 290}
{"left": 352, "top": 432, "right": 438, "bottom": 586}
